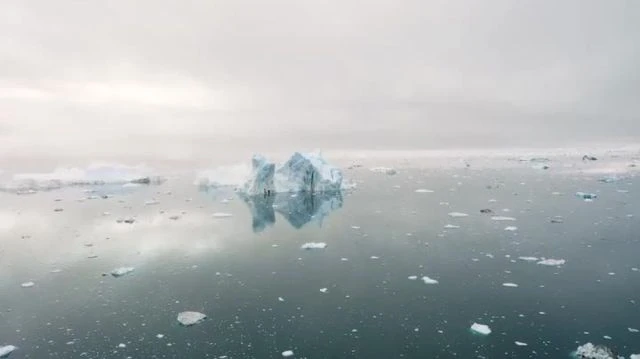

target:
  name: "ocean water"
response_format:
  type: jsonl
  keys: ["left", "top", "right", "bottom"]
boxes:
{"left": 0, "top": 165, "right": 639, "bottom": 358}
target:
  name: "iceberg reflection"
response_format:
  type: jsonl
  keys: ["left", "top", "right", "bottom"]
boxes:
{"left": 241, "top": 191, "right": 343, "bottom": 232}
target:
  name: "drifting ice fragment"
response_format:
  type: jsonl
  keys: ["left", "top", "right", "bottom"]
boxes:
{"left": 0, "top": 345, "right": 17, "bottom": 357}
{"left": 470, "top": 323, "right": 491, "bottom": 336}
{"left": 177, "top": 311, "right": 207, "bottom": 326}
{"left": 282, "top": 350, "right": 294, "bottom": 357}
{"left": 537, "top": 258, "right": 566, "bottom": 266}
{"left": 111, "top": 267, "right": 135, "bottom": 278}
{"left": 515, "top": 341, "right": 528, "bottom": 346}
{"left": 448, "top": 212, "right": 469, "bottom": 218}
{"left": 20, "top": 282, "right": 34, "bottom": 288}
{"left": 319, "top": 288, "right": 328, "bottom": 293}
{"left": 576, "top": 192, "right": 598, "bottom": 200}
{"left": 503, "top": 283, "right": 519, "bottom": 288}
{"left": 504, "top": 226, "right": 518, "bottom": 231}
{"left": 519, "top": 256, "right": 539, "bottom": 262}
{"left": 370, "top": 167, "right": 397, "bottom": 175}
{"left": 422, "top": 276, "right": 439, "bottom": 284}
{"left": 408, "top": 276, "right": 418, "bottom": 280}
{"left": 301, "top": 242, "right": 327, "bottom": 250}
{"left": 629, "top": 328, "right": 639, "bottom": 333}
{"left": 212, "top": 213, "right": 233, "bottom": 218}
{"left": 574, "top": 343, "right": 617, "bottom": 359}
{"left": 415, "top": 189, "right": 434, "bottom": 193}
{"left": 444, "top": 224, "right": 460, "bottom": 229}
{"left": 491, "top": 216, "right": 516, "bottom": 221}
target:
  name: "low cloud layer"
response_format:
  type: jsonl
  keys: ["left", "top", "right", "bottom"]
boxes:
{"left": 1, "top": 0, "right": 639, "bottom": 166}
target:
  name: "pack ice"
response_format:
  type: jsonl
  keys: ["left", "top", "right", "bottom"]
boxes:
{"left": 242, "top": 152, "right": 343, "bottom": 195}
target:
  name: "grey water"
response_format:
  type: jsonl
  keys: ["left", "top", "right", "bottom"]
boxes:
{"left": 1, "top": 167, "right": 639, "bottom": 358}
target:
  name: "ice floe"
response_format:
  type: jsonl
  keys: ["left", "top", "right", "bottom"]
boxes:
{"left": 0, "top": 345, "right": 17, "bottom": 357}
{"left": 491, "top": 216, "right": 517, "bottom": 221}
{"left": 576, "top": 192, "right": 598, "bottom": 200}
{"left": 537, "top": 258, "right": 566, "bottom": 266}
{"left": 370, "top": 167, "right": 397, "bottom": 175}
{"left": 408, "top": 276, "right": 418, "bottom": 280}
{"left": 574, "top": 343, "right": 617, "bottom": 359}
{"left": 20, "top": 281, "right": 34, "bottom": 288}
{"left": 504, "top": 226, "right": 518, "bottom": 231}
{"left": 301, "top": 242, "right": 327, "bottom": 250}
{"left": 448, "top": 212, "right": 469, "bottom": 218}
{"left": 212, "top": 212, "right": 233, "bottom": 218}
{"left": 111, "top": 267, "right": 135, "bottom": 278}
{"left": 444, "top": 224, "right": 460, "bottom": 229}
{"left": 177, "top": 311, "right": 207, "bottom": 326}
{"left": 502, "top": 283, "right": 519, "bottom": 288}
{"left": 422, "top": 276, "right": 439, "bottom": 284}
{"left": 470, "top": 323, "right": 491, "bottom": 336}
{"left": 282, "top": 350, "right": 294, "bottom": 357}
{"left": 518, "top": 256, "right": 539, "bottom": 262}
{"left": 319, "top": 288, "right": 328, "bottom": 293}
{"left": 415, "top": 189, "right": 434, "bottom": 193}
{"left": 515, "top": 341, "right": 528, "bottom": 346}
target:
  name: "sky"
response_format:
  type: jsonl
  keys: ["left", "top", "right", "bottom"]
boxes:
{"left": 1, "top": 0, "right": 639, "bottom": 167}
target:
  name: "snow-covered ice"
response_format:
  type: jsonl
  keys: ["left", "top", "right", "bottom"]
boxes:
{"left": 470, "top": 323, "right": 491, "bottom": 336}
{"left": 111, "top": 267, "right": 135, "bottom": 278}
{"left": 177, "top": 311, "right": 207, "bottom": 326}
{"left": 537, "top": 258, "right": 566, "bottom": 266}
{"left": 282, "top": 350, "right": 294, "bottom": 357}
{"left": 422, "top": 276, "right": 439, "bottom": 284}
{"left": 574, "top": 343, "right": 616, "bottom": 359}
{"left": 301, "top": 242, "right": 327, "bottom": 250}
{"left": 448, "top": 212, "right": 469, "bottom": 218}
{"left": 0, "top": 345, "right": 17, "bottom": 357}
{"left": 212, "top": 212, "right": 233, "bottom": 218}
{"left": 491, "top": 216, "right": 517, "bottom": 221}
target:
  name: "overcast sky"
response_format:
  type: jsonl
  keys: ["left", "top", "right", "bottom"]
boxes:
{"left": 1, "top": 0, "right": 639, "bottom": 166}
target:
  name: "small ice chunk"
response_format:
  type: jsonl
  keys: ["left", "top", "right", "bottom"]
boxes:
{"left": 444, "top": 224, "right": 460, "bottom": 229}
{"left": 145, "top": 200, "right": 159, "bottom": 206}
{"left": 515, "top": 341, "right": 528, "bottom": 346}
{"left": 212, "top": 212, "right": 233, "bottom": 218}
{"left": 351, "top": 226, "right": 361, "bottom": 230}
{"left": 519, "top": 256, "right": 539, "bottom": 262}
{"left": 282, "top": 350, "right": 294, "bottom": 357}
{"left": 629, "top": 328, "right": 639, "bottom": 333}
{"left": 448, "top": 212, "right": 469, "bottom": 218}
{"left": 118, "top": 343, "right": 126, "bottom": 348}
{"left": 633, "top": 268, "right": 639, "bottom": 272}
{"left": 156, "top": 334, "right": 165, "bottom": 339}
{"left": 370, "top": 256, "right": 379, "bottom": 259}
{"left": 470, "top": 323, "right": 491, "bottom": 336}
{"left": 504, "top": 226, "right": 518, "bottom": 231}
{"left": 408, "top": 276, "right": 418, "bottom": 280}
{"left": 422, "top": 276, "right": 439, "bottom": 284}
{"left": 0, "top": 345, "right": 17, "bottom": 357}
{"left": 576, "top": 192, "right": 598, "bottom": 200}
{"left": 502, "top": 283, "right": 519, "bottom": 288}
{"left": 415, "top": 189, "right": 434, "bottom": 193}
{"left": 631, "top": 355, "right": 640, "bottom": 359}
{"left": 301, "top": 242, "right": 327, "bottom": 250}
{"left": 319, "top": 288, "right": 328, "bottom": 293}
{"left": 575, "top": 343, "right": 616, "bottom": 359}
{"left": 537, "top": 258, "right": 566, "bottom": 266}
{"left": 278, "top": 297, "right": 285, "bottom": 302}
{"left": 177, "top": 311, "right": 207, "bottom": 326}
{"left": 111, "top": 267, "right": 135, "bottom": 278}
{"left": 491, "top": 216, "right": 516, "bottom": 221}
{"left": 21, "top": 281, "right": 34, "bottom": 288}
{"left": 370, "top": 167, "right": 397, "bottom": 175}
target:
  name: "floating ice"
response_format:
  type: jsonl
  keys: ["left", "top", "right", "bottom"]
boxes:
{"left": 631, "top": 355, "right": 640, "bottom": 359}
{"left": 282, "top": 350, "right": 294, "bottom": 357}
{"left": 537, "top": 258, "right": 566, "bottom": 266}
{"left": 448, "top": 212, "right": 469, "bottom": 218}
{"left": 408, "top": 276, "right": 418, "bottom": 280}
{"left": 470, "top": 323, "right": 491, "bottom": 336}
{"left": 491, "top": 216, "right": 517, "bottom": 221}
{"left": 301, "top": 242, "right": 327, "bottom": 250}
{"left": 444, "top": 224, "right": 460, "bottom": 229}
{"left": 422, "top": 276, "right": 439, "bottom": 284}
{"left": 111, "top": 267, "right": 135, "bottom": 278}
{"left": 515, "top": 341, "right": 528, "bottom": 346}
{"left": 574, "top": 343, "right": 617, "bottom": 359}
{"left": 503, "top": 283, "right": 519, "bottom": 288}
{"left": 177, "top": 311, "right": 207, "bottom": 326}
{"left": 519, "top": 256, "right": 539, "bottom": 262}
{"left": 242, "top": 152, "right": 343, "bottom": 195}
{"left": 370, "top": 167, "right": 397, "bottom": 175}
{"left": 212, "top": 212, "right": 233, "bottom": 218}
{"left": 415, "top": 189, "right": 434, "bottom": 193}
{"left": 319, "top": 288, "right": 328, "bottom": 293}
{"left": 576, "top": 192, "right": 598, "bottom": 200}
{"left": 20, "top": 281, "right": 34, "bottom": 288}
{"left": 0, "top": 345, "right": 17, "bottom": 357}
{"left": 504, "top": 226, "right": 518, "bottom": 231}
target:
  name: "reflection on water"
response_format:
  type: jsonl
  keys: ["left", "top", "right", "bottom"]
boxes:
{"left": 241, "top": 191, "right": 343, "bottom": 232}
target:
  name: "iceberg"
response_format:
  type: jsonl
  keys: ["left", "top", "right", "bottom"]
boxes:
{"left": 242, "top": 152, "right": 343, "bottom": 195}
{"left": 177, "top": 311, "right": 207, "bottom": 326}
{"left": 574, "top": 343, "right": 618, "bottom": 359}
{"left": 470, "top": 323, "right": 491, "bottom": 336}
{"left": 0, "top": 345, "right": 16, "bottom": 358}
